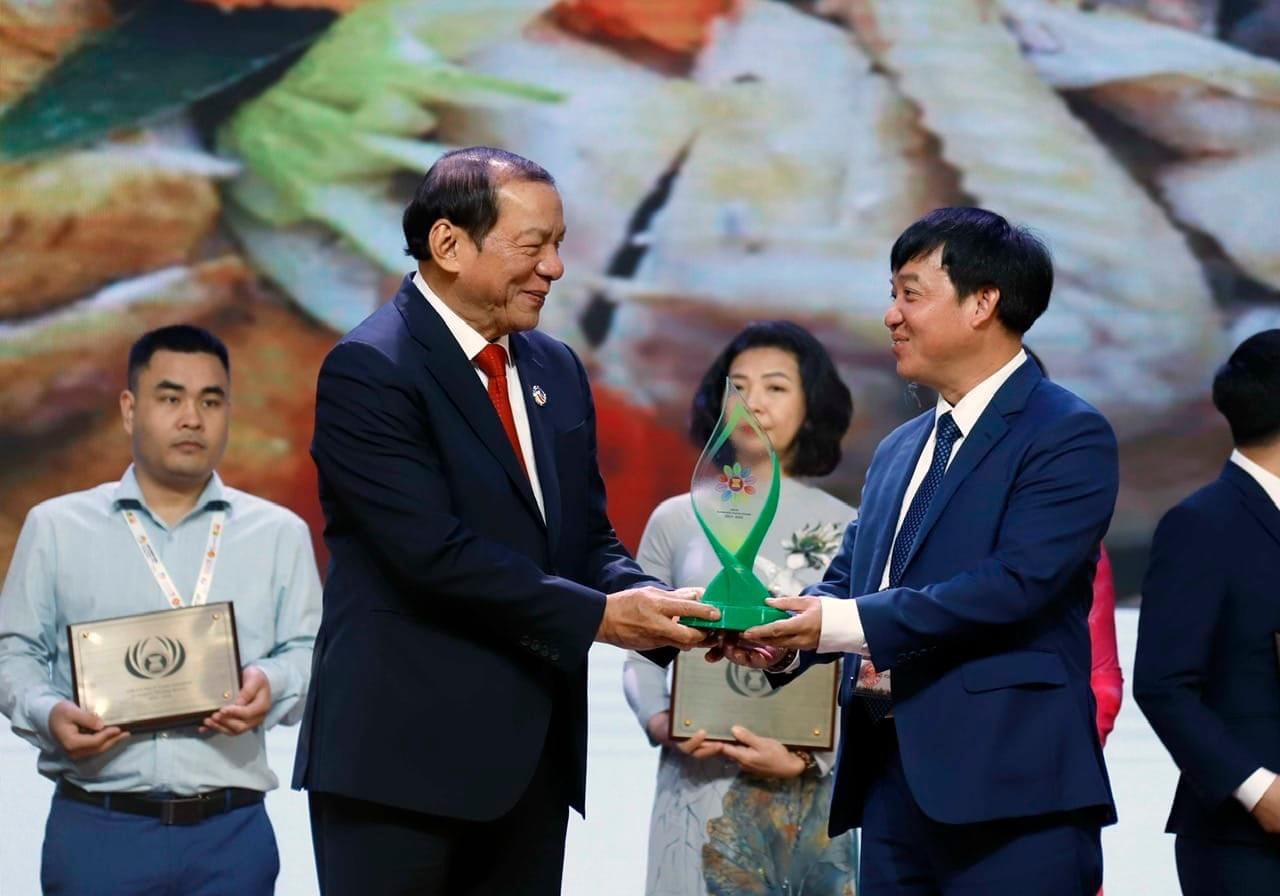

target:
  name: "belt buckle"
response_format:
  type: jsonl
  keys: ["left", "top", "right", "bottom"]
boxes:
{"left": 160, "top": 795, "right": 207, "bottom": 826}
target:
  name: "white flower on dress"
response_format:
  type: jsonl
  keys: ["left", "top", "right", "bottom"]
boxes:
{"left": 754, "top": 521, "right": 846, "bottom": 597}
{"left": 754, "top": 556, "right": 800, "bottom": 598}
{"left": 780, "top": 522, "right": 844, "bottom": 574}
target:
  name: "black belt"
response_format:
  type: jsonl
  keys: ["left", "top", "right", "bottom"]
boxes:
{"left": 57, "top": 781, "right": 264, "bottom": 826}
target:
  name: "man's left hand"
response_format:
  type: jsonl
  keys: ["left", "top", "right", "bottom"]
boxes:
{"left": 200, "top": 665, "right": 271, "bottom": 736}
{"left": 740, "top": 596, "right": 823, "bottom": 651}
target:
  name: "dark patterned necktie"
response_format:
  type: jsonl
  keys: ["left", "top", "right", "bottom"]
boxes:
{"left": 860, "top": 411, "right": 962, "bottom": 723}
{"left": 889, "top": 411, "right": 962, "bottom": 588}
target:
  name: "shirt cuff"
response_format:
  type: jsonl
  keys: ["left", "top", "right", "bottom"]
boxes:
{"left": 769, "top": 650, "right": 803, "bottom": 674}
{"left": 816, "top": 597, "right": 868, "bottom": 655}
{"left": 18, "top": 692, "right": 64, "bottom": 753}
{"left": 1234, "top": 768, "right": 1277, "bottom": 812}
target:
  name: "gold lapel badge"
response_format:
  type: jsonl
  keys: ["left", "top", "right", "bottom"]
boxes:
{"left": 532, "top": 385, "right": 548, "bottom": 406}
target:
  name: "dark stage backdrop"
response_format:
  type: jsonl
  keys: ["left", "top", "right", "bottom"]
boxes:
{"left": 3, "top": 0, "right": 1279, "bottom": 594}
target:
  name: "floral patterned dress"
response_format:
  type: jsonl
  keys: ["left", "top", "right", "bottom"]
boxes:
{"left": 623, "top": 477, "right": 858, "bottom": 896}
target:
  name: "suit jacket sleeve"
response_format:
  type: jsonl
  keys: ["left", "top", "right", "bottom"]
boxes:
{"left": 312, "top": 340, "right": 606, "bottom": 673}
{"left": 858, "top": 409, "right": 1119, "bottom": 670}
{"left": 569, "top": 350, "right": 666, "bottom": 597}
{"left": 567, "top": 351, "right": 679, "bottom": 669}
{"left": 1134, "top": 504, "right": 1261, "bottom": 807}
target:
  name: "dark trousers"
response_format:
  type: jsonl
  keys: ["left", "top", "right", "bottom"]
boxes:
{"left": 41, "top": 792, "right": 279, "bottom": 895}
{"left": 1176, "top": 834, "right": 1280, "bottom": 895}
{"left": 309, "top": 742, "right": 569, "bottom": 896}
{"left": 859, "top": 725, "right": 1103, "bottom": 896}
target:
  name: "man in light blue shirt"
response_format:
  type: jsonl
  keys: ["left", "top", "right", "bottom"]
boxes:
{"left": 0, "top": 324, "right": 321, "bottom": 895}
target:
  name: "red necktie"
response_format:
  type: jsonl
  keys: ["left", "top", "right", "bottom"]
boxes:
{"left": 474, "top": 343, "right": 528, "bottom": 478}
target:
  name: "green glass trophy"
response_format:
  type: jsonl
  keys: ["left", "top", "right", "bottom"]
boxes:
{"left": 681, "top": 380, "right": 785, "bottom": 631}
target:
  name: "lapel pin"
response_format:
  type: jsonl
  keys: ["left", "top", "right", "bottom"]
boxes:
{"left": 532, "top": 385, "right": 547, "bottom": 406}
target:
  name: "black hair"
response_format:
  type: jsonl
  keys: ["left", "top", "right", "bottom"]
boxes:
{"left": 127, "top": 325, "right": 229, "bottom": 392}
{"left": 403, "top": 146, "right": 555, "bottom": 260}
{"left": 890, "top": 207, "right": 1054, "bottom": 335}
{"left": 690, "top": 321, "right": 852, "bottom": 477}
{"left": 1212, "top": 328, "right": 1280, "bottom": 448}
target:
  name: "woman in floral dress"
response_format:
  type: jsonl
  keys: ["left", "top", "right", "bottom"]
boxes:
{"left": 624, "top": 321, "right": 859, "bottom": 896}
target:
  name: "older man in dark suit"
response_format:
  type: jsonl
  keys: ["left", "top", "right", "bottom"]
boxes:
{"left": 1136, "top": 329, "right": 1280, "bottom": 895}
{"left": 293, "top": 147, "right": 718, "bottom": 896}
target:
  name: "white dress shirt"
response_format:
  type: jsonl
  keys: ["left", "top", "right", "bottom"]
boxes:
{"left": 816, "top": 349, "right": 1028, "bottom": 656}
{"left": 413, "top": 272, "right": 545, "bottom": 520}
{"left": 1227, "top": 449, "right": 1280, "bottom": 812}
{"left": 1232, "top": 449, "right": 1280, "bottom": 508}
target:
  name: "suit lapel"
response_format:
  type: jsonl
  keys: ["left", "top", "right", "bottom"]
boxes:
{"left": 896, "top": 359, "right": 1040, "bottom": 579}
{"left": 865, "top": 414, "right": 932, "bottom": 594}
{"left": 512, "top": 333, "right": 561, "bottom": 550}
{"left": 393, "top": 278, "right": 544, "bottom": 526}
{"left": 1224, "top": 462, "right": 1280, "bottom": 551}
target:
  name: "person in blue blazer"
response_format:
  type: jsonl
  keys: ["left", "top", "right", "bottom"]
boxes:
{"left": 718, "top": 207, "right": 1120, "bottom": 894}
{"left": 292, "top": 147, "right": 718, "bottom": 896}
{"left": 1135, "top": 329, "right": 1280, "bottom": 895}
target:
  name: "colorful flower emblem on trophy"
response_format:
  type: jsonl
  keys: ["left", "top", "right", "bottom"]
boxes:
{"left": 717, "top": 463, "right": 756, "bottom": 504}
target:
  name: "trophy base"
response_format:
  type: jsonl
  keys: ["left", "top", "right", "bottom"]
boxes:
{"left": 681, "top": 603, "right": 788, "bottom": 633}
{"left": 679, "top": 564, "right": 788, "bottom": 632}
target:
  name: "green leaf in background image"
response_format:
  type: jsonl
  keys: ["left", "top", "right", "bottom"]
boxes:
{"left": 0, "top": 0, "right": 337, "bottom": 161}
{"left": 218, "top": 0, "right": 563, "bottom": 274}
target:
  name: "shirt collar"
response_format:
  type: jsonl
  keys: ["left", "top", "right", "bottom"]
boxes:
{"left": 111, "top": 465, "right": 231, "bottom": 520}
{"left": 1230, "top": 449, "right": 1280, "bottom": 511}
{"left": 413, "top": 271, "right": 512, "bottom": 366}
{"left": 935, "top": 349, "right": 1028, "bottom": 438}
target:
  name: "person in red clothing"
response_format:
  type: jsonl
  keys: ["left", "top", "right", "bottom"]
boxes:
{"left": 1090, "top": 545, "right": 1123, "bottom": 746}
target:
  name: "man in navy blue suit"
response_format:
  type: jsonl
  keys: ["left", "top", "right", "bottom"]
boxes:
{"left": 721, "top": 207, "right": 1119, "bottom": 894}
{"left": 292, "top": 147, "right": 719, "bottom": 896}
{"left": 1135, "top": 329, "right": 1280, "bottom": 895}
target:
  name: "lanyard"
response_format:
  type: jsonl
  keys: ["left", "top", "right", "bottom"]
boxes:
{"left": 122, "top": 507, "right": 226, "bottom": 609}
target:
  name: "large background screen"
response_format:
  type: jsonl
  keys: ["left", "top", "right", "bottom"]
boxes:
{"left": 4, "top": 0, "right": 1279, "bottom": 593}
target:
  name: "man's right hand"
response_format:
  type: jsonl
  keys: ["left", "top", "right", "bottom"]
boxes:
{"left": 1252, "top": 775, "right": 1280, "bottom": 834}
{"left": 596, "top": 586, "right": 719, "bottom": 650}
{"left": 48, "top": 700, "right": 129, "bottom": 760}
